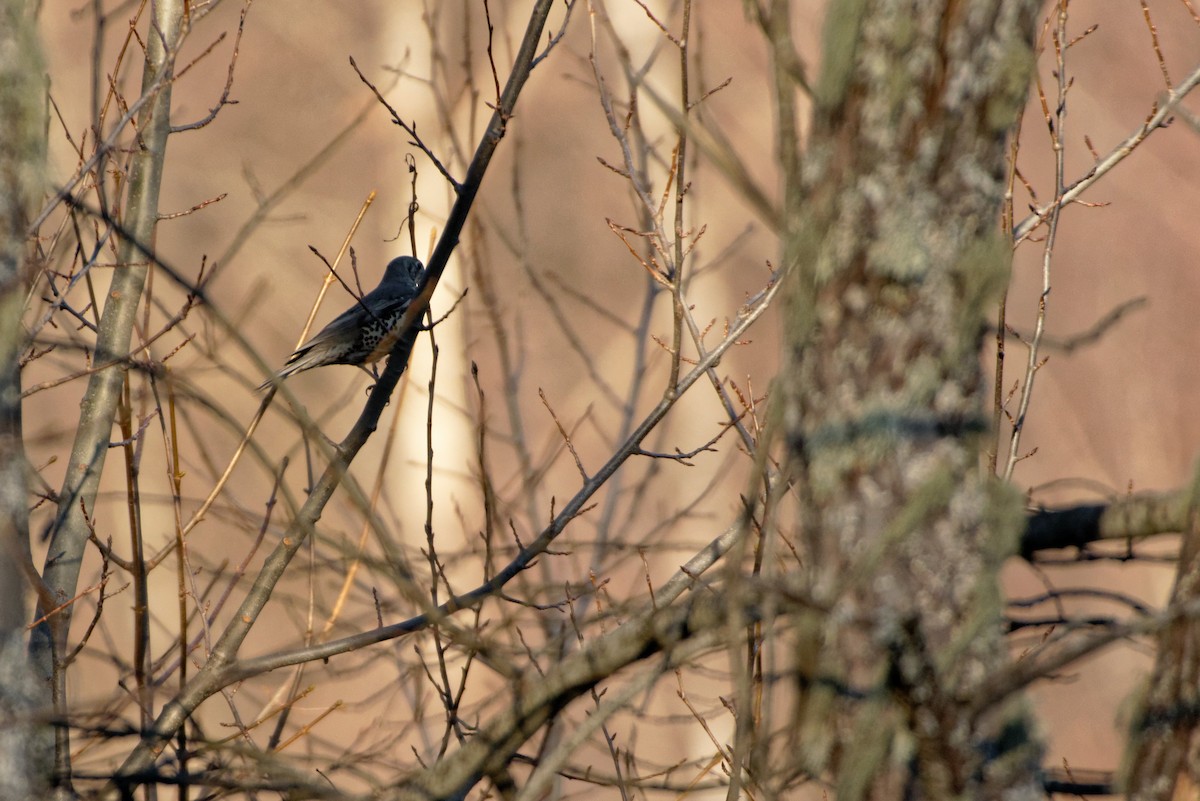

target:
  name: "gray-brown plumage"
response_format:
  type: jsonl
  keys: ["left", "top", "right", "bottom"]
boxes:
{"left": 258, "top": 256, "right": 425, "bottom": 390}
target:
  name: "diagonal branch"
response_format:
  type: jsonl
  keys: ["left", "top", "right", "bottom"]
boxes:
{"left": 104, "top": 0, "right": 562, "bottom": 792}
{"left": 201, "top": 276, "right": 779, "bottom": 685}
{"left": 1012, "top": 60, "right": 1200, "bottom": 243}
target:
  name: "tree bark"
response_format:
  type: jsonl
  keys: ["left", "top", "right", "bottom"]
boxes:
{"left": 780, "top": 2, "right": 1044, "bottom": 798}
{"left": 1123, "top": 468, "right": 1200, "bottom": 799}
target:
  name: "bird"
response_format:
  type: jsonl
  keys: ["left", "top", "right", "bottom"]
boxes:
{"left": 258, "top": 255, "right": 426, "bottom": 390}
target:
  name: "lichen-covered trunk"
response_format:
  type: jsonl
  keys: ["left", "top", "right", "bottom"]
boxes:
{"left": 1123, "top": 489, "right": 1200, "bottom": 800}
{"left": 780, "top": 3, "right": 1044, "bottom": 798}
{"left": 0, "top": 1, "right": 44, "bottom": 798}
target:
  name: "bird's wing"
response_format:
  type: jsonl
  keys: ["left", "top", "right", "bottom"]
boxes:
{"left": 366, "top": 292, "right": 416, "bottom": 323}
{"left": 257, "top": 289, "right": 418, "bottom": 390}
{"left": 286, "top": 290, "right": 415, "bottom": 361}
{"left": 284, "top": 301, "right": 370, "bottom": 365}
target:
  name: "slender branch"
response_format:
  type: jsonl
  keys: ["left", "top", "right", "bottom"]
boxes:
{"left": 1012, "top": 60, "right": 1200, "bottom": 243}
{"left": 1004, "top": 2, "right": 1069, "bottom": 480}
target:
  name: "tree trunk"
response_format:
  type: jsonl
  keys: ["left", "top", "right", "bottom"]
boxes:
{"left": 0, "top": 1, "right": 45, "bottom": 798}
{"left": 781, "top": 3, "right": 1044, "bottom": 798}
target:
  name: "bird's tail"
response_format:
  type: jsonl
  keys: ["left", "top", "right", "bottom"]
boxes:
{"left": 255, "top": 372, "right": 283, "bottom": 392}
{"left": 256, "top": 344, "right": 324, "bottom": 391}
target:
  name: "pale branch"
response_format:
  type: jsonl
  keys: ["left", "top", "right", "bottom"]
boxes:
{"left": 1012, "top": 60, "right": 1200, "bottom": 243}
{"left": 1003, "top": 2, "right": 1070, "bottom": 482}
{"left": 29, "top": 1, "right": 188, "bottom": 790}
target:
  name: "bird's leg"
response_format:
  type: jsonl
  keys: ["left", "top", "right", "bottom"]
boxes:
{"left": 353, "top": 363, "right": 383, "bottom": 395}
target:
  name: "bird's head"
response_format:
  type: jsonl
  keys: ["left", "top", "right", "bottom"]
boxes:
{"left": 382, "top": 255, "right": 425, "bottom": 291}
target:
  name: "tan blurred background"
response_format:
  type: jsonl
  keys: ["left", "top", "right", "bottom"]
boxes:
{"left": 26, "top": 0, "right": 1200, "bottom": 793}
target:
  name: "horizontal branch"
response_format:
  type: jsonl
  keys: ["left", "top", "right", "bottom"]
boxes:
{"left": 1021, "top": 488, "right": 1191, "bottom": 558}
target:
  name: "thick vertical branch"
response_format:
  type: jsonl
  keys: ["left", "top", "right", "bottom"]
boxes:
{"left": 28, "top": 0, "right": 186, "bottom": 786}
{"left": 780, "top": 2, "right": 1044, "bottom": 798}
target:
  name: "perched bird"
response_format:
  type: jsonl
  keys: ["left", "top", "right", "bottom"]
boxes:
{"left": 258, "top": 256, "right": 426, "bottom": 390}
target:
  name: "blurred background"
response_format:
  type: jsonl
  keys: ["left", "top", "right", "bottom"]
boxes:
{"left": 25, "top": 0, "right": 1200, "bottom": 794}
